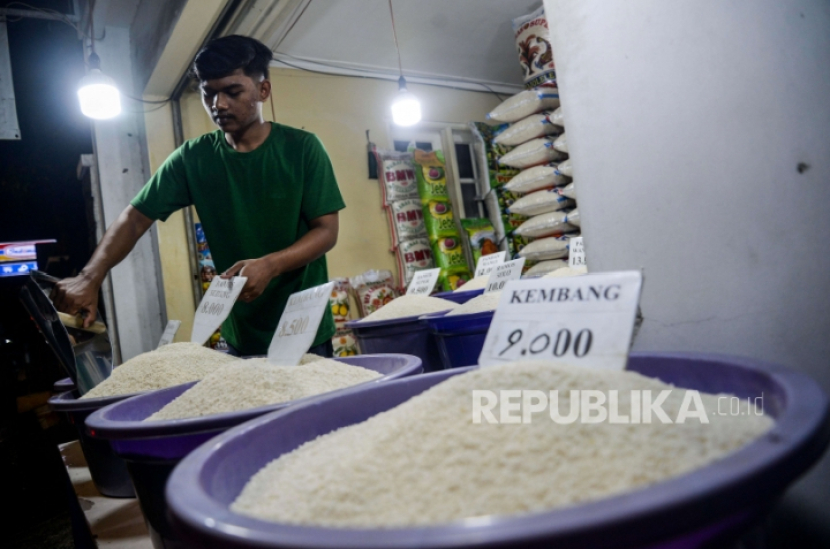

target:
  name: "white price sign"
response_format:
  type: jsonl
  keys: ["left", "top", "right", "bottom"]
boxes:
{"left": 157, "top": 320, "right": 182, "bottom": 348}
{"left": 569, "top": 236, "right": 586, "bottom": 268}
{"left": 479, "top": 271, "right": 643, "bottom": 371}
{"left": 268, "top": 281, "right": 335, "bottom": 365}
{"left": 474, "top": 251, "right": 506, "bottom": 278}
{"left": 485, "top": 257, "right": 526, "bottom": 293}
{"left": 191, "top": 277, "right": 247, "bottom": 346}
{"left": 406, "top": 268, "right": 440, "bottom": 296}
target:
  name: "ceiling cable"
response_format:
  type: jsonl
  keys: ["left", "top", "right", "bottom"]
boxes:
{"left": 387, "top": 0, "right": 403, "bottom": 77}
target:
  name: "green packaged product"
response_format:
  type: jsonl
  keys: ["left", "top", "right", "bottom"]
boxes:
{"left": 423, "top": 200, "right": 458, "bottom": 241}
{"left": 497, "top": 188, "right": 524, "bottom": 212}
{"left": 431, "top": 235, "right": 468, "bottom": 271}
{"left": 461, "top": 218, "right": 499, "bottom": 266}
{"left": 413, "top": 149, "right": 449, "bottom": 202}
{"left": 437, "top": 267, "right": 472, "bottom": 292}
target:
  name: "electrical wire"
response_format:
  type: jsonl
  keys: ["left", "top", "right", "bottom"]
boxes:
{"left": 387, "top": 0, "right": 403, "bottom": 78}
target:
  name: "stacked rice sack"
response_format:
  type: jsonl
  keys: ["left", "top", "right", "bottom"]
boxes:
{"left": 483, "top": 5, "right": 581, "bottom": 278}
{"left": 375, "top": 150, "right": 437, "bottom": 292}
{"left": 328, "top": 277, "right": 358, "bottom": 357}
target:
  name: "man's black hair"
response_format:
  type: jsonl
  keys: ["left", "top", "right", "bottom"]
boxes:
{"left": 193, "top": 35, "right": 273, "bottom": 82}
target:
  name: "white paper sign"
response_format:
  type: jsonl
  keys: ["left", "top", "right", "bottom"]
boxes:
{"left": 485, "top": 257, "right": 526, "bottom": 293}
{"left": 191, "top": 277, "right": 247, "bottom": 345}
{"left": 569, "top": 236, "right": 586, "bottom": 268}
{"left": 474, "top": 251, "right": 507, "bottom": 278}
{"left": 268, "top": 281, "right": 335, "bottom": 365}
{"left": 157, "top": 320, "right": 182, "bottom": 348}
{"left": 406, "top": 268, "right": 440, "bottom": 296}
{"left": 479, "top": 271, "right": 643, "bottom": 371}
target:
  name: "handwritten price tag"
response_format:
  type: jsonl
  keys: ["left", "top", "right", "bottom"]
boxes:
{"left": 191, "top": 277, "right": 246, "bottom": 346}
{"left": 479, "top": 271, "right": 643, "bottom": 370}
{"left": 474, "top": 251, "right": 506, "bottom": 278}
{"left": 157, "top": 320, "right": 182, "bottom": 348}
{"left": 485, "top": 258, "right": 526, "bottom": 293}
{"left": 268, "top": 281, "right": 335, "bottom": 365}
{"left": 406, "top": 268, "right": 440, "bottom": 296}
{"left": 569, "top": 236, "right": 586, "bottom": 268}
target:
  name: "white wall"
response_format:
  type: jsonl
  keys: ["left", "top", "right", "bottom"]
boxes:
{"left": 546, "top": 0, "right": 830, "bottom": 539}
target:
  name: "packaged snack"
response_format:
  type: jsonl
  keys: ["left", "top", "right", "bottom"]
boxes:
{"left": 413, "top": 149, "right": 449, "bottom": 202}
{"left": 349, "top": 270, "right": 398, "bottom": 318}
{"left": 504, "top": 163, "right": 570, "bottom": 194}
{"left": 549, "top": 106, "right": 564, "bottom": 127}
{"left": 564, "top": 208, "right": 581, "bottom": 227}
{"left": 461, "top": 218, "right": 499, "bottom": 267}
{"left": 513, "top": 211, "right": 575, "bottom": 238}
{"left": 517, "top": 234, "right": 574, "bottom": 262}
{"left": 556, "top": 181, "right": 576, "bottom": 200}
{"left": 375, "top": 150, "right": 419, "bottom": 206}
{"left": 423, "top": 200, "right": 458, "bottom": 241}
{"left": 513, "top": 6, "right": 556, "bottom": 89}
{"left": 486, "top": 87, "right": 560, "bottom": 123}
{"left": 437, "top": 267, "right": 472, "bottom": 293}
{"left": 492, "top": 111, "right": 560, "bottom": 147}
{"left": 332, "top": 328, "right": 359, "bottom": 357}
{"left": 557, "top": 158, "right": 574, "bottom": 177}
{"left": 431, "top": 235, "right": 468, "bottom": 271}
{"left": 499, "top": 137, "right": 563, "bottom": 169}
{"left": 387, "top": 198, "right": 427, "bottom": 247}
{"left": 472, "top": 123, "right": 520, "bottom": 187}
{"left": 507, "top": 188, "right": 575, "bottom": 217}
{"left": 524, "top": 259, "right": 569, "bottom": 278}
{"left": 395, "top": 238, "right": 435, "bottom": 288}
{"left": 329, "top": 278, "right": 352, "bottom": 325}
{"left": 553, "top": 132, "right": 568, "bottom": 153}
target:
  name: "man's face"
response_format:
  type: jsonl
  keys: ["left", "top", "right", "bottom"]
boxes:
{"left": 200, "top": 69, "right": 268, "bottom": 133}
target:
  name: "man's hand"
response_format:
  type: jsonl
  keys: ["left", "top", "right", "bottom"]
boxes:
{"left": 51, "top": 272, "right": 102, "bottom": 327}
{"left": 221, "top": 257, "right": 277, "bottom": 303}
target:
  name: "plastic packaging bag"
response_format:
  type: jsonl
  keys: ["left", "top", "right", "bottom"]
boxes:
{"left": 553, "top": 132, "right": 568, "bottom": 153}
{"left": 564, "top": 208, "right": 581, "bottom": 227}
{"left": 349, "top": 270, "right": 397, "bottom": 318}
{"left": 423, "top": 200, "right": 458, "bottom": 241}
{"left": 387, "top": 198, "right": 427, "bottom": 247}
{"left": 438, "top": 268, "right": 472, "bottom": 293}
{"left": 498, "top": 137, "right": 563, "bottom": 169}
{"left": 513, "top": 6, "right": 557, "bottom": 89}
{"left": 549, "top": 107, "right": 564, "bottom": 127}
{"left": 492, "top": 111, "right": 560, "bottom": 147}
{"left": 461, "top": 218, "right": 498, "bottom": 266}
{"left": 524, "top": 259, "right": 569, "bottom": 277}
{"left": 504, "top": 163, "right": 570, "bottom": 194}
{"left": 514, "top": 211, "right": 575, "bottom": 238}
{"left": 556, "top": 181, "right": 576, "bottom": 200}
{"left": 396, "top": 238, "right": 435, "bottom": 288}
{"left": 413, "top": 149, "right": 449, "bottom": 202}
{"left": 517, "top": 234, "right": 575, "bottom": 261}
{"left": 431, "top": 235, "right": 468, "bottom": 271}
{"left": 486, "top": 87, "right": 560, "bottom": 123}
{"left": 329, "top": 278, "right": 353, "bottom": 326}
{"left": 557, "top": 158, "right": 574, "bottom": 177}
{"left": 332, "top": 328, "right": 358, "bottom": 357}
{"left": 508, "top": 188, "right": 575, "bottom": 217}
{"left": 376, "top": 150, "right": 419, "bottom": 206}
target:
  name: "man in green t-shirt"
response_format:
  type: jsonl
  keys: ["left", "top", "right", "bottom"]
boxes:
{"left": 52, "top": 35, "right": 345, "bottom": 357}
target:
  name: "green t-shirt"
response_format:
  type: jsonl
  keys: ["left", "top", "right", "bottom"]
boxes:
{"left": 131, "top": 122, "right": 346, "bottom": 355}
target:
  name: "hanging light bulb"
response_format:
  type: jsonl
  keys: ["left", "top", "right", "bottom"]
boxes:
{"left": 78, "top": 52, "right": 121, "bottom": 119}
{"left": 391, "top": 76, "right": 421, "bottom": 126}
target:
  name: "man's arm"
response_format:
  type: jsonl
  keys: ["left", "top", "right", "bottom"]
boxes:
{"left": 222, "top": 212, "right": 339, "bottom": 303}
{"left": 51, "top": 205, "right": 154, "bottom": 326}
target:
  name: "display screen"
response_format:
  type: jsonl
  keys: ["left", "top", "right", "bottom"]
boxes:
{"left": 0, "top": 240, "right": 55, "bottom": 277}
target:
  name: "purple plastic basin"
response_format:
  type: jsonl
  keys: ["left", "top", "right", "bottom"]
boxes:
{"left": 346, "top": 315, "right": 451, "bottom": 373}
{"left": 433, "top": 288, "right": 484, "bottom": 305}
{"left": 85, "top": 354, "right": 422, "bottom": 549}
{"left": 53, "top": 376, "right": 76, "bottom": 392}
{"left": 421, "top": 310, "right": 495, "bottom": 369}
{"left": 166, "top": 353, "right": 830, "bottom": 549}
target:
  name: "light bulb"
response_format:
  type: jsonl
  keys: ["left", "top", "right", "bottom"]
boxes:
{"left": 391, "top": 76, "right": 421, "bottom": 126}
{"left": 78, "top": 69, "right": 121, "bottom": 119}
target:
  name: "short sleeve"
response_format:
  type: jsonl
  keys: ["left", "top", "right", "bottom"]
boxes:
{"left": 301, "top": 134, "right": 346, "bottom": 221}
{"left": 130, "top": 146, "right": 193, "bottom": 222}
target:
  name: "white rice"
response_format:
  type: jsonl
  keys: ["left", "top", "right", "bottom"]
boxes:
{"left": 446, "top": 292, "right": 502, "bottom": 316}
{"left": 80, "top": 342, "right": 239, "bottom": 399}
{"left": 359, "top": 294, "right": 456, "bottom": 322}
{"left": 454, "top": 275, "right": 490, "bottom": 292}
{"left": 146, "top": 358, "right": 381, "bottom": 421}
{"left": 543, "top": 265, "right": 589, "bottom": 278}
{"left": 231, "top": 361, "right": 773, "bottom": 528}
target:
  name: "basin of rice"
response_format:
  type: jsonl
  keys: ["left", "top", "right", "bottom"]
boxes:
{"left": 231, "top": 360, "right": 772, "bottom": 528}
{"left": 358, "top": 294, "right": 457, "bottom": 322}
{"left": 146, "top": 358, "right": 381, "bottom": 421}
{"left": 80, "top": 342, "right": 240, "bottom": 399}
{"left": 446, "top": 291, "right": 502, "bottom": 316}
{"left": 454, "top": 275, "right": 490, "bottom": 292}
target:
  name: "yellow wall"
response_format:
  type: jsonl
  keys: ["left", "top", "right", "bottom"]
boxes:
{"left": 180, "top": 69, "right": 502, "bottom": 281}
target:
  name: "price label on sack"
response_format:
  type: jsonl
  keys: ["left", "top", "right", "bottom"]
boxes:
{"left": 474, "top": 251, "right": 506, "bottom": 278}
{"left": 268, "top": 281, "right": 335, "bottom": 365}
{"left": 406, "top": 268, "right": 440, "bottom": 296}
{"left": 191, "top": 277, "right": 247, "bottom": 345}
{"left": 157, "top": 319, "right": 182, "bottom": 348}
{"left": 484, "top": 257, "right": 525, "bottom": 293}
{"left": 569, "top": 236, "right": 586, "bottom": 268}
{"left": 479, "top": 270, "right": 643, "bottom": 370}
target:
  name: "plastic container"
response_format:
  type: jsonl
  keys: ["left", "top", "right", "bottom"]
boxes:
{"left": 48, "top": 390, "right": 139, "bottom": 498}
{"left": 86, "top": 354, "right": 422, "bottom": 549}
{"left": 167, "top": 353, "right": 830, "bottom": 549}
{"left": 432, "top": 288, "right": 484, "bottom": 305}
{"left": 53, "top": 376, "right": 76, "bottom": 392}
{"left": 346, "top": 316, "right": 450, "bottom": 372}
{"left": 421, "top": 310, "right": 494, "bottom": 369}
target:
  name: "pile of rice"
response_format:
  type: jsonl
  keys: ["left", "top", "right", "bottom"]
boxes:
{"left": 543, "top": 265, "right": 588, "bottom": 278}
{"left": 454, "top": 275, "right": 490, "bottom": 292}
{"left": 446, "top": 292, "right": 502, "bottom": 316}
{"left": 146, "top": 358, "right": 381, "bottom": 420}
{"left": 359, "top": 295, "right": 456, "bottom": 322}
{"left": 231, "top": 360, "right": 772, "bottom": 528}
{"left": 80, "top": 342, "right": 239, "bottom": 399}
